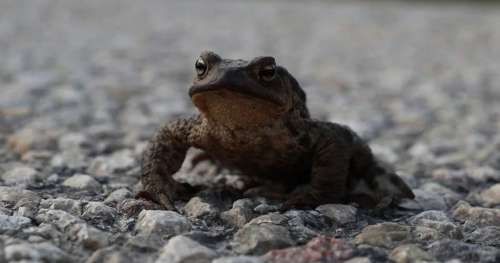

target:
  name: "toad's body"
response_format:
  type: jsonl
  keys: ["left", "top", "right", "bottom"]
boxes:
{"left": 140, "top": 51, "right": 414, "bottom": 210}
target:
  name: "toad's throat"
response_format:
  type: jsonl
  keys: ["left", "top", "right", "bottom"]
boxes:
{"left": 191, "top": 90, "right": 284, "bottom": 128}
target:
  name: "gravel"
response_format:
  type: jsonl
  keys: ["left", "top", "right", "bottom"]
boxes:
{"left": 1, "top": 0, "right": 500, "bottom": 262}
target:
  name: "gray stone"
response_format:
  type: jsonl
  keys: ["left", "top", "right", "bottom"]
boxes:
{"left": 212, "top": 256, "right": 265, "bottom": 263}
{"left": 285, "top": 210, "right": 331, "bottom": 243}
{"left": 480, "top": 183, "right": 500, "bottom": 207}
{"left": 232, "top": 214, "right": 294, "bottom": 255}
{"left": 221, "top": 206, "right": 255, "bottom": 228}
{"left": 155, "top": 235, "right": 217, "bottom": 263}
{"left": 465, "top": 226, "right": 500, "bottom": 247}
{"left": 344, "top": 257, "right": 372, "bottom": 263}
{"left": 135, "top": 210, "right": 191, "bottom": 238}
{"left": 69, "top": 223, "right": 110, "bottom": 250}
{"left": 62, "top": 174, "right": 101, "bottom": 191}
{"left": 389, "top": 244, "right": 436, "bottom": 263}
{"left": 1, "top": 165, "right": 39, "bottom": 185}
{"left": 40, "top": 198, "right": 82, "bottom": 216}
{"left": 183, "top": 196, "right": 219, "bottom": 219}
{"left": 253, "top": 203, "right": 279, "bottom": 214}
{"left": 51, "top": 149, "right": 87, "bottom": 170}
{"left": 452, "top": 201, "right": 500, "bottom": 227}
{"left": 354, "top": 223, "right": 412, "bottom": 249}
{"left": 0, "top": 186, "right": 41, "bottom": 209}
{"left": 87, "top": 149, "right": 136, "bottom": 176}
{"left": 409, "top": 211, "right": 462, "bottom": 240}
{"left": 428, "top": 239, "right": 500, "bottom": 263}
{"left": 82, "top": 202, "right": 117, "bottom": 225}
{"left": 0, "top": 215, "right": 31, "bottom": 234}
{"left": 5, "top": 242, "right": 72, "bottom": 262}
{"left": 316, "top": 204, "right": 357, "bottom": 225}
{"left": 412, "top": 189, "right": 448, "bottom": 211}
{"left": 104, "top": 188, "right": 133, "bottom": 205}
{"left": 36, "top": 209, "right": 83, "bottom": 231}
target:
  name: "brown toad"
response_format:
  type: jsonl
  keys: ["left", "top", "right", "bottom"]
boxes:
{"left": 139, "top": 51, "right": 414, "bottom": 210}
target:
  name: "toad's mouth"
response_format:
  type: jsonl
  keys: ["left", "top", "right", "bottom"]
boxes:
{"left": 189, "top": 83, "right": 284, "bottom": 107}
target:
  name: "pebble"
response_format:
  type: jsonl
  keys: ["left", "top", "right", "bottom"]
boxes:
{"left": 5, "top": 242, "right": 72, "bottom": 262}
{"left": 212, "top": 256, "right": 265, "bottom": 263}
{"left": 62, "top": 174, "right": 101, "bottom": 191}
{"left": 1, "top": 165, "right": 39, "bottom": 185}
{"left": 0, "top": 215, "right": 32, "bottom": 234}
{"left": 479, "top": 183, "right": 500, "bottom": 207}
{"left": 183, "top": 196, "right": 219, "bottom": 219}
{"left": 428, "top": 239, "right": 500, "bottom": 263}
{"left": 82, "top": 202, "right": 117, "bottom": 225}
{"left": 232, "top": 214, "right": 294, "bottom": 255}
{"left": 87, "top": 149, "right": 136, "bottom": 176}
{"left": 316, "top": 204, "right": 357, "bottom": 225}
{"left": 104, "top": 188, "right": 133, "bottom": 205}
{"left": 40, "top": 198, "right": 82, "bottom": 216}
{"left": 262, "top": 236, "right": 353, "bottom": 263}
{"left": 134, "top": 210, "right": 191, "bottom": 239}
{"left": 389, "top": 244, "right": 436, "bottom": 263}
{"left": 464, "top": 226, "right": 500, "bottom": 247}
{"left": 354, "top": 223, "right": 412, "bottom": 249}
{"left": 452, "top": 201, "right": 500, "bottom": 228}
{"left": 155, "top": 235, "right": 217, "bottom": 263}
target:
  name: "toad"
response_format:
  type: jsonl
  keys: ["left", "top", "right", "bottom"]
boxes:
{"left": 138, "top": 51, "right": 414, "bottom": 210}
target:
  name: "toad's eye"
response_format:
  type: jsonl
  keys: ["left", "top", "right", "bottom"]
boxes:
{"left": 259, "top": 64, "right": 276, "bottom": 82}
{"left": 195, "top": 58, "right": 207, "bottom": 77}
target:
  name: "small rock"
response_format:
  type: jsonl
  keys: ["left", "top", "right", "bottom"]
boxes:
{"left": 0, "top": 186, "right": 41, "bottom": 209}
{"left": 221, "top": 206, "right": 255, "bottom": 228}
{"left": 104, "top": 188, "right": 132, "bottom": 205}
{"left": 87, "top": 149, "right": 136, "bottom": 176}
{"left": 5, "top": 242, "right": 72, "bottom": 262}
{"left": 389, "top": 244, "right": 436, "bottom": 263}
{"left": 465, "top": 226, "right": 500, "bottom": 247}
{"left": 316, "top": 204, "right": 357, "bottom": 225}
{"left": 354, "top": 223, "right": 411, "bottom": 249}
{"left": 1, "top": 165, "right": 39, "bottom": 185}
{"left": 135, "top": 210, "right": 191, "bottom": 239}
{"left": 155, "top": 235, "right": 217, "bottom": 263}
{"left": 63, "top": 174, "right": 101, "bottom": 191}
{"left": 51, "top": 149, "right": 87, "bottom": 170}
{"left": 480, "top": 183, "right": 500, "bottom": 207}
{"left": 86, "top": 246, "right": 149, "bottom": 263}
{"left": 253, "top": 203, "right": 279, "bottom": 214}
{"left": 117, "top": 198, "right": 162, "bottom": 218}
{"left": 82, "top": 202, "right": 117, "bottom": 226}
{"left": 285, "top": 210, "right": 331, "bottom": 243}
{"left": 233, "top": 213, "right": 293, "bottom": 255}
{"left": 343, "top": 257, "right": 372, "bottom": 263}
{"left": 0, "top": 215, "right": 31, "bottom": 234}
{"left": 428, "top": 239, "right": 500, "bottom": 263}
{"left": 36, "top": 209, "right": 83, "bottom": 231}
{"left": 183, "top": 196, "right": 219, "bottom": 219}
{"left": 40, "top": 198, "right": 82, "bottom": 216}
{"left": 409, "top": 211, "right": 462, "bottom": 240}
{"left": 452, "top": 201, "right": 500, "bottom": 227}
{"left": 7, "top": 128, "right": 57, "bottom": 155}
{"left": 262, "top": 236, "right": 353, "bottom": 263}
{"left": 70, "top": 223, "right": 110, "bottom": 250}
{"left": 213, "top": 256, "right": 265, "bottom": 263}
{"left": 412, "top": 189, "right": 448, "bottom": 211}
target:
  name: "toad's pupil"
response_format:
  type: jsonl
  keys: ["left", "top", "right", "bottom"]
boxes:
{"left": 195, "top": 58, "right": 207, "bottom": 76}
{"left": 260, "top": 65, "right": 276, "bottom": 81}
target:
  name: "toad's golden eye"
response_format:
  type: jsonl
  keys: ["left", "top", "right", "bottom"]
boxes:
{"left": 259, "top": 64, "right": 276, "bottom": 82}
{"left": 195, "top": 57, "right": 207, "bottom": 77}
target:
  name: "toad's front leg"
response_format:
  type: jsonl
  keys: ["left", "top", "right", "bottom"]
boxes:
{"left": 139, "top": 118, "right": 200, "bottom": 210}
{"left": 282, "top": 130, "right": 351, "bottom": 210}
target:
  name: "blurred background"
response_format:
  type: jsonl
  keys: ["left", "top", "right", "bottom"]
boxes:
{"left": 1, "top": 1, "right": 500, "bottom": 261}
{"left": 1, "top": 0, "right": 500, "bottom": 183}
